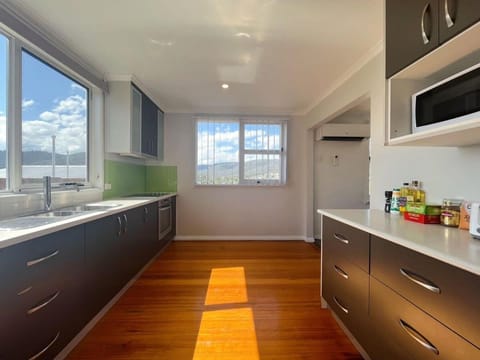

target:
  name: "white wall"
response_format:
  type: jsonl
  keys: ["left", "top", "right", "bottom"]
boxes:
{"left": 314, "top": 139, "right": 370, "bottom": 237}
{"left": 163, "top": 113, "right": 307, "bottom": 240}
{"left": 303, "top": 52, "right": 480, "bottom": 221}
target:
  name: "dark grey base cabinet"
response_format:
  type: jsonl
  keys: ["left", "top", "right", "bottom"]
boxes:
{"left": 0, "top": 201, "right": 165, "bottom": 359}
{"left": 0, "top": 226, "right": 86, "bottom": 360}
{"left": 370, "top": 277, "right": 479, "bottom": 360}
{"left": 321, "top": 216, "right": 480, "bottom": 360}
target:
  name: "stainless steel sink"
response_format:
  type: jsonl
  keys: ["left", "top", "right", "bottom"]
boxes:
{"left": 61, "top": 204, "right": 121, "bottom": 212}
{"left": 0, "top": 216, "right": 61, "bottom": 230}
{"left": 34, "top": 210, "right": 80, "bottom": 217}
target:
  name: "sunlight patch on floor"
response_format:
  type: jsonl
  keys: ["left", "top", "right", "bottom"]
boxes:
{"left": 204, "top": 267, "right": 248, "bottom": 305}
{"left": 192, "top": 307, "right": 259, "bottom": 360}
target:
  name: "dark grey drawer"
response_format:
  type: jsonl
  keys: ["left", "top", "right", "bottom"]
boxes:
{"left": 371, "top": 235, "right": 480, "bottom": 348}
{"left": 323, "top": 216, "right": 370, "bottom": 273}
{"left": 0, "top": 225, "right": 85, "bottom": 300}
{"left": 322, "top": 254, "right": 369, "bottom": 341}
{"left": 370, "top": 277, "right": 480, "bottom": 360}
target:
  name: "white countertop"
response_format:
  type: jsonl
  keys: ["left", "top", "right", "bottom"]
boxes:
{"left": 317, "top": 209, "right": 480, "bottom": 276}
{"left": 0, "top": 194, "right": 176, "bottom": 249}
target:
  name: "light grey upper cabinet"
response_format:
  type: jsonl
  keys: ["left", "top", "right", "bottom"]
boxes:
{"left": 106, "top": 81, "right": 162, "bottom": 159}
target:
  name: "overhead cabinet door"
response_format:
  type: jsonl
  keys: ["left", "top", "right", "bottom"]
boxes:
{"left": 141, "top": 95, "right": 158, "bottom": 157}
{"left": 386, "top": 0, "right": 439, "bottom": 78}
{"left": 439, "top": 0, "right": 480, "bottom": 43}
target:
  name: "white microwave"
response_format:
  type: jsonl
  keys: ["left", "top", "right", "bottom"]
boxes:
{"left": 412, "top": 62, "right": 480, "bottom": 133}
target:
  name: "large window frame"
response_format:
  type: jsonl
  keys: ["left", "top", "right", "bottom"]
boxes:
{"left": 195, "top": 117, "right": 288, "bottom": 186}
{"left": 0, "top": 26, "right": 98, "bottom": 193}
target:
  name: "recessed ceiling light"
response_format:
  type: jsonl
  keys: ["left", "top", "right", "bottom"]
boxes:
{"left": 222, "top": 84, "right": 229, "bottom": 89}
{"left": 150, "top": 39, "right": 174, "bottom": 46}
{"left": 235, "top": 32, "right": 251, "bottom": 39}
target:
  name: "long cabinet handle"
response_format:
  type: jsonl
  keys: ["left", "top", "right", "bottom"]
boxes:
{"left": 421, "top": 3, "right": 431, "bottom": 45}
{"left": 27, "top": 290, "right": 60, "bottom": 315}
{"left": 333, "top": 233, "right": 349, "bottom": 244}
{"left": 28, "top": 331, "right": 60, "bottom": 360}
{"left": 400, "top": 268, "right": 441, "bottom": 294}
{"left": 17, "top": 286, "right": 33, "bottom": 296}
{"left": 123, "top": 214, "right": 128, "bottom": 233}
{"left": 333, "top": 296, "right": 349, "bottom": 314}
{"left": 117, "top": 216, "right": 122, "bottom": 236}
{"left": 444, "top": 0, "right": 455, "bottom": 28}
{"left": 399, "top": 319, "right": 439, "bottom": 355}
{"left": 334, "top": 264, "right": 349, "bottom": 280}
{"left": 27, "top": 250, "right": 59, "bottom": 267}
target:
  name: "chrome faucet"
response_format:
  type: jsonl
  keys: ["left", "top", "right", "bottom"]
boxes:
{"left": 43, "top": 176, "right": 52, "bottom": 211}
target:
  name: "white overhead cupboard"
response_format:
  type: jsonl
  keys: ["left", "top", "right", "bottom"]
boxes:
{"left": 106, "top": 81, "right": 164, "bottom": 160}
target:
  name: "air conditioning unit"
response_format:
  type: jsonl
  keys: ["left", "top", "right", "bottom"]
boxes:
{"left": 315, "top": 123, "right": 370, "bottom": 141}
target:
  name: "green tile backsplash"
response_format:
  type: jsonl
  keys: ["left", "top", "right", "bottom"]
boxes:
{"left": 103, "top": 160, "right": 177, "bottom": 199}
{"left": 146, "top": 165, "right": 177, "bottom": 193}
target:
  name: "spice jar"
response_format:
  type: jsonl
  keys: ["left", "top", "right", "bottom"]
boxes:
{"left": 440, "top": 199, "right": 462, "bottom": 227}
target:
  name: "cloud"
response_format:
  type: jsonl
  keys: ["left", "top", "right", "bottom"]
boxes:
{"left": 197, "top": 128, "right": 240, "bottom": 165}
{"left": 23, "top": 94, "right": 87, "bottom": 154}
{"left": 22, "top": 99, "right": 35, "bottom": 109}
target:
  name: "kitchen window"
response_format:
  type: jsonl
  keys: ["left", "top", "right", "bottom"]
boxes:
{"left": 0, "top": 25, "right": 100, "bottom": 194}
{"left": 21, "top": 50, "right": 88, "bottom": 185}
{"left": 196, "top": 117, "right": 287, "bottom": 185}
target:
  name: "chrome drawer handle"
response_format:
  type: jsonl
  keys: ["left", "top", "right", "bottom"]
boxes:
{"left": 27, "top": 250, "right": 59, "bottom": 267}
{"left": 400, "top": 268, "right": 441, "bottom": 294}
{"left": 123, "top": 214, "right": 128, "bottom": 233}
{"left": 117, "top": 216, "right": 122, "bottom": 236}
{"left": 333, "top": 233, "right": 349, "bottom": 244}
{"left": 399, "top": 319, "right": 439, "bottom": 355}
{"left": 444, "top": 0, "right": 455, "bottom": 28}
{"left": 17, "top": 286, "right": 33, "bottom": 296}
{"left": 27, "top": 290, "right": 60, "bottom": 315}
{"left": 333, "top": 296, "right": 349, "bottom": 314}
{"left": 334, "top": 264, "right": 349, "bottom": 280}
{"left": 28, "top": 331, "right": 60, "bottom": 360}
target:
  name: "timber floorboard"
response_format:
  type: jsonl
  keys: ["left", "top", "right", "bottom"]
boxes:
{"left": 67, "top": 241, "right": 363, "bottom": 359}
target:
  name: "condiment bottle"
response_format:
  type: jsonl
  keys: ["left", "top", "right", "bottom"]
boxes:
{"left": 391, "top": 188, "right": 401, "bottom": 215}
{"left": 385, "top": 191, "right": 393, "bottom": 213}
{"left": 441, "top": 199, "right": 462, "bottom": 227}
{"left": 399, "top": 182, "right": 409, "bottom": 213}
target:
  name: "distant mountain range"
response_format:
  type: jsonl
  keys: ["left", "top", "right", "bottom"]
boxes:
{"left": 197, "top": 159, "right": 280, "bottom": 182}
{"left": 0, "top": 150, "right": 86, "bottom": 168}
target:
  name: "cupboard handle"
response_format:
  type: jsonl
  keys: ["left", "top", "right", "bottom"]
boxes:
{"left": 400, "top": 268, "right": 441, "bottom": 294}
{"left": 399, "top": 319, "right": 439, "bottom": 355}
{"left": 144, "top": 207, "right": 149, "bottom": 222}
{"left": 333, "top": 233, "right": 349, "bottom": 244}
{"left": 117, "top": 216, "right": 122, "bottom": 236}
{"left": 27, "top": 250, "right": 59, "bottom": 267}
{"left": 28, "top": 331, "right": 60, "bottom": 360}
{"left": 444, "top": 0, "right": 455, "bottom": 28}
{"left": 123, "top": 214, "right": 128, "bottom": 233}
{"left": 334, "top": 264, "right": 349, "bottom": 280}
{"left": 27, "top": 290, "right": 60, "bottom": 315}
{"left": 421, "top": 3, "right": 431, "bottom": 45}
{"left": 333, "top": 296, "right": 349, "bottom": 314}
{"left": 17, "top": 286, "right": 33, "bottom": 296}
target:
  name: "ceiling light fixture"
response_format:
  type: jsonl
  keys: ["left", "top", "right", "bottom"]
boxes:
{"left": 222, "top": 83, "right": 229, "bottom": 89}
{"left": 235, "top": 32, "right": 251, "bottom": 39}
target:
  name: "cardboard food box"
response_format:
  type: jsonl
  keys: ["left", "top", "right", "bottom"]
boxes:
{"left": 404, "top": 212, "right": 441, "bottom": 224}
{"left": 406, "top": 203, "right": 442, "bottom": 215}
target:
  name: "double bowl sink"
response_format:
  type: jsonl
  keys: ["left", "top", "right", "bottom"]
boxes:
{"left": 0, "top": 203, "right": 121, "bottom": 230}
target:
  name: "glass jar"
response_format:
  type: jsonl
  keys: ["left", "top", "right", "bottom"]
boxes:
{"left": 440, "top": 199, "right": 462, "bottom": 227}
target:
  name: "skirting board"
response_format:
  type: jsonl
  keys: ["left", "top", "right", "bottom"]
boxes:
{"left": 175, "top": 235, "right": 315, "bottom": 242}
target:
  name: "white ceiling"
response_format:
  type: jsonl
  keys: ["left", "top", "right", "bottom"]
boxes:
{"left": 5, "top": 0, "right": 383, "bottom": 115}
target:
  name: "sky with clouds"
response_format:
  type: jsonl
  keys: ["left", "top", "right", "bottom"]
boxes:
{"left": 0, "top": 34, "right": 87, "bottom": 159}
{"left": 197, "top": 121, "right": 281, "bottom": 166}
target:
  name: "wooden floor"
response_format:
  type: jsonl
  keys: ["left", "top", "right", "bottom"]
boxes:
{"left": 67, "top": 241, "right": 362, "bottom": 359}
